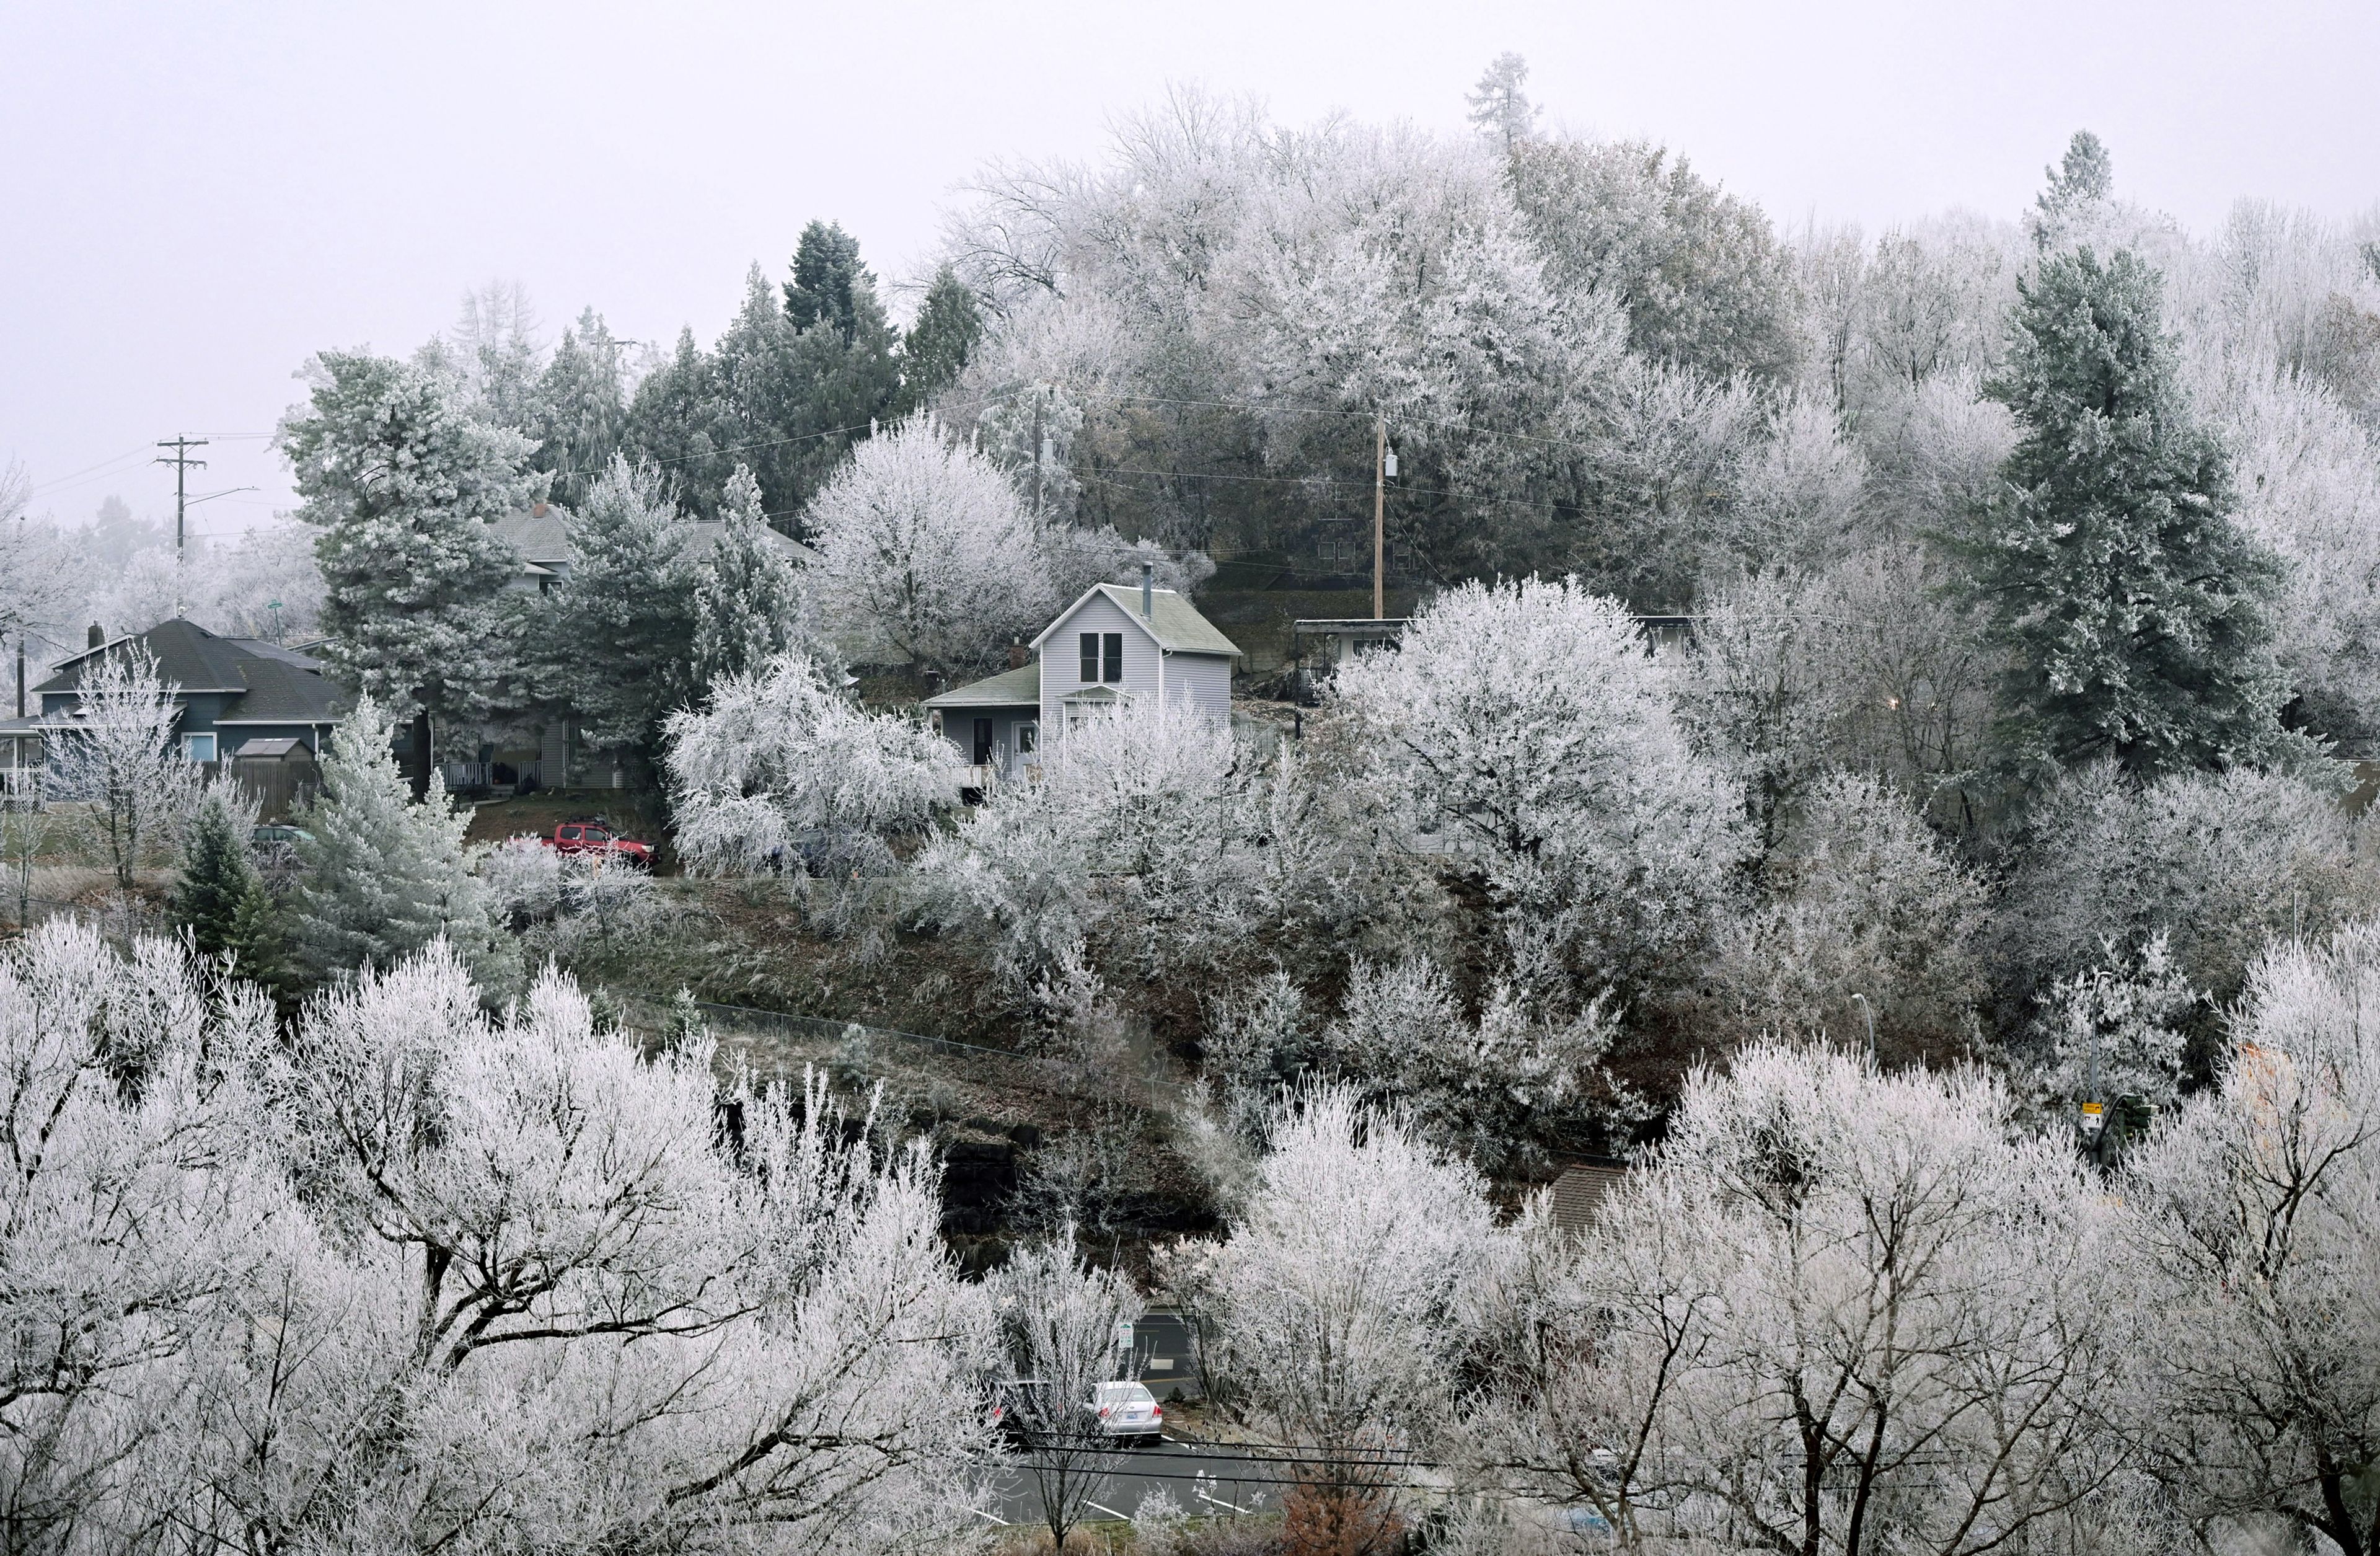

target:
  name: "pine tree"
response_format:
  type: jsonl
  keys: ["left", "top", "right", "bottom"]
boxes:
{"left": 281, "top": 352, "right": 534, "bottom": 797}
{"left": 1967, "top": 247, "right": 2290, "bottom": 776}
{"left": 532, "top": 308, "right": 629, "bottom": 508}
{"left": 783, "top": 221, "right": 870, "bottom": 340}
{"left": 524, "top": 456, "right": 700, "bottom": 780}
{"left": 898, "top": 267, "right": 982, "bottom": 412}
{"left": 171, "top": 789, "right": 267, "bottom": 961}
{"left": 288, "top": 695, "right": 520, "bottom": 999}
{"left": 691, "top": 464, "right": 821, "bottom": 691}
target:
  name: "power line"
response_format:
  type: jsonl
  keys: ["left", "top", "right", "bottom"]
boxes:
{"left": 155, "top": 437, "right": 209, "bottom": 554}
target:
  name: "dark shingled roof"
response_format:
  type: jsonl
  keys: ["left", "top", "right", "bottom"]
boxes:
{"left": 35, "top": 619, "right": 348, "bottom": 727}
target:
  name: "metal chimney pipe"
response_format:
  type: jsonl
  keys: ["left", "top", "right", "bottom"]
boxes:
{"left": 1141, "top": 560, "right": 1153, "bottom": 618}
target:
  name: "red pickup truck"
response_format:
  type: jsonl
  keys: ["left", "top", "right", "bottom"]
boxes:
{"left": 541, "top": 820, "right": 653, "bottom": 867}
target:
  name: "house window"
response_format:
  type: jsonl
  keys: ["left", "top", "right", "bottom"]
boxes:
{"left": 971, "top": 717, "right": 994, "bottom": 765}
{"left": 182, "top": 733, "right": 217, "bottom": 763}
{"left": 1016, "top": 722, "right": 1038, "bottom": 755}
{"left": 1080, "top": 632, "right": 1099, "bottom": 684}
{"left": 1101, "top": 632, "right": 1123, "bottom": 683}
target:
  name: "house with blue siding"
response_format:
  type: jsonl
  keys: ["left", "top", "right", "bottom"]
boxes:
{"left": 922, "top": 568, "right": 1241, "bottom": 787}
{"left": 14, "top": 618, "right": 350, "bottom": 767}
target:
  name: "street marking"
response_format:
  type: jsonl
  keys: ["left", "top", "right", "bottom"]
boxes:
{"left": 1086, "top": 1501, "right": 1130, "bottom": 1521}
{"left": 1196, "top": 1488, "right": 1244, "bottom": 1514}
{"left": 967, "top": 1508, "right": 1008, "bottom": 1526}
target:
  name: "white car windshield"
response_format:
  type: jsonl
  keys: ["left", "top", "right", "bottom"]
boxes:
{"left": 1095, "top": 1383, "right": 1155, "bottom": 1405}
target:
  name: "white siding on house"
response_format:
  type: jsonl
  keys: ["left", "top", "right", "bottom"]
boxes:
{"left": 1161, "top": 652, "right": 1233, "bottom": 719}
{"left": 1041, "top": 593, "right": 1164, "bottom": 729}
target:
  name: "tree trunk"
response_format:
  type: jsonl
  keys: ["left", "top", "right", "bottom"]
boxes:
{"left": 408, "top": 707, "right": 433, "bottom": 803}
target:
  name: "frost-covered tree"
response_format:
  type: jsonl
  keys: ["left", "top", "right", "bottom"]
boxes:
{"left": 1331, "top": 577, "right": 1741, "bottom": 997}
{"left": 47, "top": 643, "right": 202, "bottom": 890}
{"left": 1164, "top": 1086, "right": 1503, "bottom": 1552}
{"left": 1997, "top": 761, "right": 2377, "bottom": 1012}
{"left": 989, "top": 1236, "right": 1141, "bottom": 1553}
{"left": 286, "top": 696, "right": 518, "bottom": 997}
{"left": 169, "top": 786, "right": 278, "bottom": 984}
{"left": 899, "top": 265, "right": 984, "bottom": 412}
{"left": 280, "top": 351, "right": 532, "bottom": 795}
{"left": 522, "top": 454, "right": 699, "bottom": 779}
{"left": 1320, "top": 956, "right": 1634, "bottom": 1170}
{"left": 214, "top": 947, "right": 992, "bottom": 1551}
{"left": 1465, "top": 52, "right": 1538, "bottom": 153}
{"left": 806, "top": 413, "right": 1053, "bottom": 673}
{"left": 2030, "top": 933, "right": 2197, "bottom": 1125}
{"left": 692, "top": 463, "right": 827, "bottom": 691}
{"left": 1965, "top": 247, "right": 2290, "bottom": 775}
{"left": 1508, "top": 134, "right": 1799, "bottom": 382}
{"left": 1474, "top": 1045, "right": 2150, "bottom": 1555}
{"left": 910, "top": 700, "right": 1255, "bottom": 994}
{"left": 531, "top": 306, "right": 631, "bottom": 508}
{"left": 0, "top": 921, "right": 284, "bottom": 1554}
{"left": 665, "top": 653, "right": 949, "bottom": 878}
{"left": 1700, "top": 771, "right": 1991, "bottom": 1059}
{"left": 2121, "top": 923, "right": 2380, "bottom": 1556}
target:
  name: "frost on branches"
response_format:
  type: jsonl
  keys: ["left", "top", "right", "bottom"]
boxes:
{"left": 0, "top": 922, "right": 994, "bottom": 1554}
{"left": 2120, "top": 924, "right": 2380, "bottom": 1556}
{"left": 664, "top": 653, "right": 950, "bottom": 878}
{"left": 1331, "top": 576, "right": 1740, "bottom": 998}
{"left": 286, "top": 694, "right": 518, "bottom": 998}
{"left": 1474, "top": 1045, "right": 2151, "bottom": 1556}
{"left": 909, "top": 698, "right": 1257, "bottom": 996}
{"left": 43, "top": 643, "right": 203, "bottom": 890}
{"left": 278, "top": 350, "right": 531, "bottom": 770}
{"left": 1162, "top": 1086, "right": 1505, "bottom": 1552}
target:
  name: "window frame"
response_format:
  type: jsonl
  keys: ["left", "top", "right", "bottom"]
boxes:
{"left": 1101, "top": 632, "right": 1124, "bottom": 683}
{"left": 1016, "top": 722, "right": 1038, "bottom": 755}
{"left": 182, "top": 732, "right": 218, "bottom": 764}
{"left": 1079, "top": 632, "right": 1100, "bottom": 685}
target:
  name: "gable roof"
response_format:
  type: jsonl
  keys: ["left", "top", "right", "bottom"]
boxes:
{"left": 36, "top": 618, "right": 301, "bottom": 696}
{"left": 923, "top": 661, "right": 1042, "bottom": 710}
{"left": 1029, "top": 585, "right": 1242, "bottom": 659}
{"left": 492, "top": 503, "right": 576, "bottom": 567}
{"left": 33, "top": 620, "right": 347, "bottom": 727}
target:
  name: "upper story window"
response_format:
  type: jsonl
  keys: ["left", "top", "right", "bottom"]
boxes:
{"left": 1079, "top": 631, "right": 1125, "bottom": 684}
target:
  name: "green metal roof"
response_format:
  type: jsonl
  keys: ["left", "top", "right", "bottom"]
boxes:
{"left": 922, "top": 660, "right": 1041, "bottom": 709}
{"left": 1031, "top": 585, "right": 1243, "bottom": 659}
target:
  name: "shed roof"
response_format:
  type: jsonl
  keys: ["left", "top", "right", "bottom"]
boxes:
{"left": 1547, "top": 1162, "right": 1629, "bottom": 1236}
{"left": 1030, "top": 585, "right": 1242, "bottom": 660}
{"left": 923, "top": 661, "right": 1042, "bottom": 710}
{"left": 232, "top": 736, "right": 309, "bottom": 759}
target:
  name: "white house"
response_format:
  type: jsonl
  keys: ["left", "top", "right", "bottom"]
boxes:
{"left": 922, "top": 567, "right": 1241, "bottom": 786}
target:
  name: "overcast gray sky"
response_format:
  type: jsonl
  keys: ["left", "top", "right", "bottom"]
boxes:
{"left": 4, "top": 0, "right": 2374, "bottom": 531}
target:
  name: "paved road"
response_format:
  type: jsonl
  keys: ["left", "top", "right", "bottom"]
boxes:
{"left": 1126, "top": 1311, "right": 1200, "bottom": 1400}
{"left": 980, "top": 1436, "right": 1308, "bottom": 1527}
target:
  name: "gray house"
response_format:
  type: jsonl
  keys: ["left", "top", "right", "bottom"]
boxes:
{"left": 923, "top": 570, "right": 1242, "bottom": 788}
{"left": 4, "top": 619, "right": 350, "bottom": 815}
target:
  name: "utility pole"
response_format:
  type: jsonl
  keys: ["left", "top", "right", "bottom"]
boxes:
{"left": 1372, "top": 414, "right": 1386, "bottom": 621}
{"left": 1851, "top": 992, "right": 1876, "bottom": 1069}
{"left": 155, "top": 436, "right": 209, "bottom": 553}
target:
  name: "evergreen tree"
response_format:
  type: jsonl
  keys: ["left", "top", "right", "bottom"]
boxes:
{"left": 2035, "top": 130, "right": 2114, "bottom": 239}
{"left": 170, "top": 788, "right": 274, "bottom": 979}
{"left": 624, "top": 327, "right": 729, "bottom": 516}
{"left": 281, "top": 352, "right": 533, "bottom": 797}
{"left": 288, "top": 696, "right": 520, "bottom": 999}
{"left": 533, "top": 307, "right": 629, "bottom": 508}
{"left": 1967, "top": 247, "right": 2289, "bottom": 776}
{"left": 692, "top": 464, "right": 821, "bottom": 691}
{"left": 524, "top": 456, "right": 701, "bottom": 783}
{"left": 898, "top": 267, "right": 983, "bottom": 412}
{"left": 783, "top": 221, "right": 870, "bottom": 340}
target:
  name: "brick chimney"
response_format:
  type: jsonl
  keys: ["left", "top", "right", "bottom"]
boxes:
{"left": 87, "top": 622, "right": 104, "bottom": 649}
{"left": 531, "top": 500, "right": 549, "bottom": 519}
{"left": 1008, "top": 639, "right": 1029, "bottom": 670}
